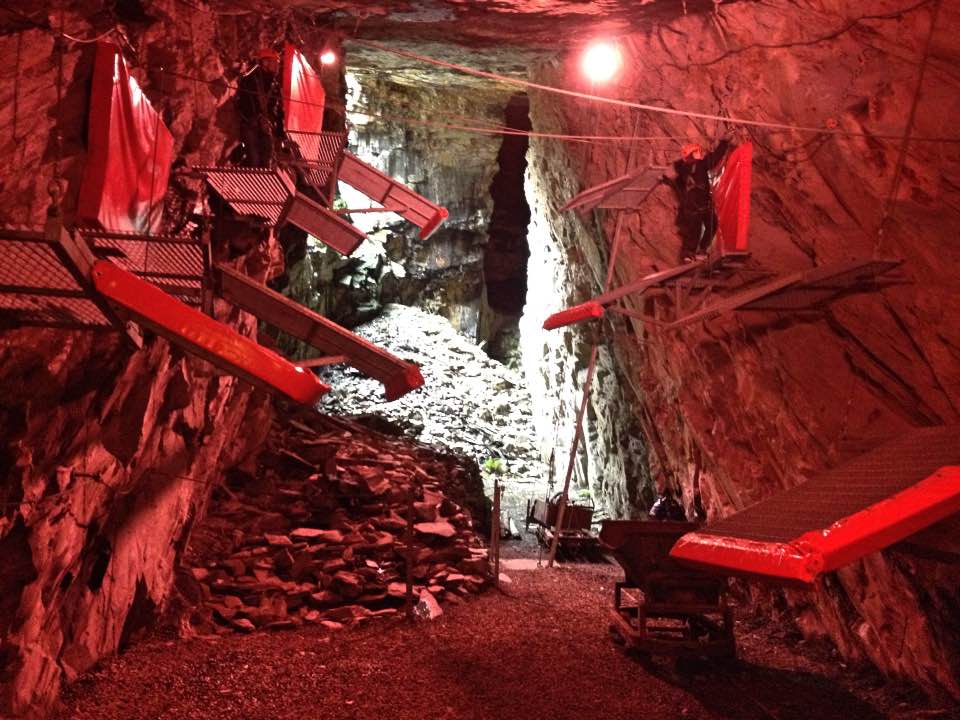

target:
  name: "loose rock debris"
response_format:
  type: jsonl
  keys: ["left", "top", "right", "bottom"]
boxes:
{"left": 316, "top": 304, "right": 549, "bottom": 489}
{"left": 178, "top": 406, "right": 491, "bottom": 636}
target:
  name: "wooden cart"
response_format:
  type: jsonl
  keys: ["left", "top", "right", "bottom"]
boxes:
{"left": 600, "top": 520, "right": 735, "bottom": 659}
{"left": 526, "top": 493, "right": 599, "bottom": 557}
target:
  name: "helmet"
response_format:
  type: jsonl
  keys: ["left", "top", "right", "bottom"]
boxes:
{"left": 681, "top": 143, "right": 704, "bottom": 161}
{"left": 258, "top": 47, "right": 280, "bottom": 62}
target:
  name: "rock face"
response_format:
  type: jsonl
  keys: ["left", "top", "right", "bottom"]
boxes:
{"left": 282, "top": 69, "right": 508, "bottom": 341}
{"left": 518, "top": 0, "right": 960, "bottom": 698}
{"left": 0, "top": 4, "right": 331, "bottom": 717}
{"left": 2, "top": 0, "right": 960, "bottom": 712}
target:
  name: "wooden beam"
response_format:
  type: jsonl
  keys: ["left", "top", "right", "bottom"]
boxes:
{"left": 214, "top": 264, "right": 423, "bottom": 401}
{"left": 0, "top": 285, "right": 87, "bottom": 298}
{"left": 295, "top": 354, "right": 348, "bottom": 368}
{"left": 592, "top": 260, "right": 706, "bottom": 308}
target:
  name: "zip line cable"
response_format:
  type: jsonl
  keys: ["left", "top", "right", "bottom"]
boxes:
{"left": 153, "top": 67, "right": 686, "bottom": 145}
{"left": 348, "top": 37, "right": 960, "bottom": 144}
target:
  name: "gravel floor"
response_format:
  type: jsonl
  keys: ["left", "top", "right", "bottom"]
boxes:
{"left": 61, "top": 545, "right": 958, "bottom": 720}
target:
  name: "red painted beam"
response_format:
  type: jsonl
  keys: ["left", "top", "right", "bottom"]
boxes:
{"left": 419, "top": 206, "right": 449, "bottom": 240}
{"left": 215, "top": 264, "right": 424, "bottom": 401}
{"left": 338, "top": 152, "right": 448, "bottom": 240}
{"left": 543, "top": 301, "right": 605, "bottom": 330}
{"left": 91, "top": 261, "right": 329, "bottom": 405}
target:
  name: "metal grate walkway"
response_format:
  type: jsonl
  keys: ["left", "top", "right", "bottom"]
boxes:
{"left": 286, "top": 130, "right": 347, "bottom": 190}
{"left": 82, "top": 229, "right": 207, "bottom": 304}
{"left": 0, "top": 229, "right": 111, "bottom": 327}
{"left": 670, "top": 425, "right": 960, "bottom": 584}
{"left": 193, "top": 167, "right": 296, "bottom": 225}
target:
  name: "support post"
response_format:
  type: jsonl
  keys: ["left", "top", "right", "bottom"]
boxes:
{"left": 546, "top": 116, "right": 641, "bottom": 568}
{"left": 491, "top": 479, "right": 501, "bottom": 588}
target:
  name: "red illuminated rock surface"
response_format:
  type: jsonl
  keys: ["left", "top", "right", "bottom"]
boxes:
{"left": 1, "top": 0, "right": 960, "bottom": 716}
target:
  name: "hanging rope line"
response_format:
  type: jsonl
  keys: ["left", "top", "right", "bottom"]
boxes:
{"left": 12, "top": 13, "right": 960, "bottom": 149}
{"left": 152, "top": 66, "right": 689, "bottom": 145}
{"left": 349, "top": 37, "right": 960, "bottom": 144}
{"left": 57, "top": 26, "right": 116, "bottom": 44}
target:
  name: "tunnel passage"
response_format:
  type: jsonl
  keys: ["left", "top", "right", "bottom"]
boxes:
{"left": 481, "top": 93, "right": 532, "bottom": 364}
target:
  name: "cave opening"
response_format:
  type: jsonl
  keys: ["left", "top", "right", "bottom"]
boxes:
{"left": 305, "top": 69, "right": 551, "bottom": 523}
{"left": 481, "top": 92, "right": 532, "bottom": 365}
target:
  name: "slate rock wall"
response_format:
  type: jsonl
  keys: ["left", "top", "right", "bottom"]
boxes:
{"left": 521, "top": 0, "right": 960, "bottom": 697}
{"left": 0, "top": 2, "right": 321, "bottom": 715}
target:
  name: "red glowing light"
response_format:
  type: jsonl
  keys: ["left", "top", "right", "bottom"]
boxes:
{"left": 581, "top": 41, "right": 621, "bottom": 83}
{"left": 320, "top": 50, "right": 337, "bottom": 65}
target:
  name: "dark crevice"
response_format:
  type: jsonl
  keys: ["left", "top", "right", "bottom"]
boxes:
{"left": 481, "top": 93, "right": 531, "bottom": 362}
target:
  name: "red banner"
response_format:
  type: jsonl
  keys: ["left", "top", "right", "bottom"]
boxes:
{"left": 712, "top": 142, "right": 752, "bottom": 256}
{"left": 77, "top": 42, "right": 174, "bottom": 234}
{"left": 282, "top": 43, "right": 326, "bottom": 133}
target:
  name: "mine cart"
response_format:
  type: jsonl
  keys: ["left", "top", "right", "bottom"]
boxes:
{"left": 525, "top": 493, "right": 599, "bottom": 556}
{"left": 600, "top": 520, "right": 735, "bottom": 660}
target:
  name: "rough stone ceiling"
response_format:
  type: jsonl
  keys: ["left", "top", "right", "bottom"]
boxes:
{"left": 247, "top": 0, "right": 722, "bottom": 84}
{"left": 269, "top": 0, "right": 712, "bottom": 45}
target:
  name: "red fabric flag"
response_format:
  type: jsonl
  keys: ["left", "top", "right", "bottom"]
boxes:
{"left": 78, "top": 42, "right": 174, "bottom": 233}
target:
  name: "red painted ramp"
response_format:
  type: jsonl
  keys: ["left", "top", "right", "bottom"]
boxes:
{"left": 338, "top": 152, "right": 448, "bottom": 240}
{"left": 670, "top": 426, "right": 960, "bottom": 585}
{"left": 214, "top": 264, "right": 424, "bottom": 401}
{"left": 91, "top": 261, "right": 329, "bottom": 405}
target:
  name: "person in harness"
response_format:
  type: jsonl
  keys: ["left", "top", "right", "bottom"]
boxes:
{"left": 237, "top": 47, "right": 283, "bottom": 167}
{"left": 663, "top": 139, "right": 730, "bottom": 262}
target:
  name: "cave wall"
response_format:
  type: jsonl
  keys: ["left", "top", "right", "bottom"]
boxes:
{"left": 522, "top": 0, "right": 960, "bottom": 697}
{"left": 520, "top": 118, "right": 651, "bottom": 516}
{"left": 0, "top": 2, "right": 331, "bottom": 715}
{"left": 299, "top": 66, "right": 510, "bottom": 340}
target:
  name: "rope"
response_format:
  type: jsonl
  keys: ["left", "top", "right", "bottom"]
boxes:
{"left": 874, "top": 0, "right": 941, "bottom": 255}
{"left": 349, "top": 37, "right": 960, "bottom": 144}
{"left": 57, "top": 27, "right": 116, "bottom": 44}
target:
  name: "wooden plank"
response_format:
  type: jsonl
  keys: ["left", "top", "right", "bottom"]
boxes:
{"left": 0, "top": 285, "right": 88, "bottom": 298}
{"left": 215, "top": 264, "right": 423, "bottom": 400}
{"left": 295, "top": 354, "right": 348, "bottom": 368}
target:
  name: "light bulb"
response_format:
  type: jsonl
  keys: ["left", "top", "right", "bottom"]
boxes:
{"left": 581, "top": 41, "right": 621, "bottom": 83}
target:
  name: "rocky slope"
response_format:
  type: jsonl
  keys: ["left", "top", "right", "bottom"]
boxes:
{"left": 316, "top": 304, "right": 549, "bottom": 502}
{"left": 179, "top": 408, "right": 490, "bottom": 637}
